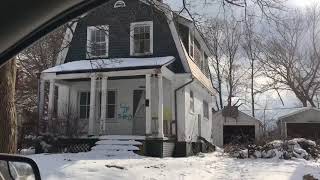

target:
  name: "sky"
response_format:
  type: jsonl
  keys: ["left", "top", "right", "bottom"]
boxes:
{"left": 164, "top": 0, "right": 318, "bottom": 10}
{"left": 163, "top": 0, "right": 319, "bottom": 125}
{"left": 289, "top": 0, "right": 317, "bottom": 7}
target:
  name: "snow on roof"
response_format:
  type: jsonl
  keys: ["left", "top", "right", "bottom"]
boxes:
{"left": 278, "top": 107, "right": 320, "bottom": 120}
{"left": 43, "top": 56, "right": 175, "bottom": 73}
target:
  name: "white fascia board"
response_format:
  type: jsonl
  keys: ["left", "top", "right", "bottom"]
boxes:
{"left": 165, "top": 11, "right": 191, "bottom": 72}
{"left": 42, "top": 69, "right": 159, "bottom": 80}
{"left": 278, "top": 107, "right": 320, "bottom": 120}
{"left": 140, "top": 0, "right": 191, "bottom": 73}
{"left": 55, "top": 21, "right": 78, "bottom": 65}
{"left": 161, "top": 66, "right": 175, "bottom": 81}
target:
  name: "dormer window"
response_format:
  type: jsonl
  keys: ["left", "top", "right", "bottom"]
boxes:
{"left": 114, "top": 0, "right": 126, "bottom": 8}
{"left": 87, "top": 25, "right": 109, "bottom": 58}
{"left": 130, "top": 21, "right": 153, "bottom": 56}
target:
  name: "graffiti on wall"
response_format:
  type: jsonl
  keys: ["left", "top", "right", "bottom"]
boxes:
{"left": 118, "top": 104, "right": 133, "bottom": 121}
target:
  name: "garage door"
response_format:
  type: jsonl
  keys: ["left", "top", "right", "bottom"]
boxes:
{"left": 287, "top": 123, "right": 320, "bottom": 140}
{"left": 223, "top": 125, "right": 255, "bottom": 145}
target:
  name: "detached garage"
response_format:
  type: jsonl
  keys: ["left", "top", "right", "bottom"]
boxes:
{"left": 278, "top": 108, "right": 320, "bottom": 140}
{"left": 212, "top": 107, "right": 263, "bottom": 147}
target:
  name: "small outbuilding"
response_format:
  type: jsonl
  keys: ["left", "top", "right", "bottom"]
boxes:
{"left": 212, "top": 107, "right": 263, "bottom": 147}
{"left": 278, "top": 107, "right": 320, "bottom": 140}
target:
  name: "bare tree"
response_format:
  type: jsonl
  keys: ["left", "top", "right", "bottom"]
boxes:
{"left": 203, "top": 19, "right": 225, "bottom": 110}
{"left": 241, "top": 13, "right": 262, "bottom": 117}
{"left": 223, "top": 17, "right": 244, "bottom": 107}
{"left": 259, "top": 7, "right": 320, "bottom": 107}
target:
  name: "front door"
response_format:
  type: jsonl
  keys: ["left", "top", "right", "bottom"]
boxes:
{"left": 132, "top": 90, "right": 146, "bottom": 135}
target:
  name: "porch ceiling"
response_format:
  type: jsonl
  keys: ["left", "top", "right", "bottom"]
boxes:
{"left": 42, "top": 56, "right": 175, "bottom": 74}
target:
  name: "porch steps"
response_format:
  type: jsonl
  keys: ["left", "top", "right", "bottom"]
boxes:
{"left": 96, "top": 140, "right": 142, "bottom": 145}
{"left": 90, "top": 135, "right": 145, "bottom": 156}
{"left": 92, "top": 144, "right": 140, "bottom": 151}
{"left": 99, "top": 135, "right": 145, "bottom": 140}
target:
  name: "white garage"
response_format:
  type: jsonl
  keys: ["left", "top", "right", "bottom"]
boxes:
{"left": 212, "top": 107, "right": 263, "bottom": 147}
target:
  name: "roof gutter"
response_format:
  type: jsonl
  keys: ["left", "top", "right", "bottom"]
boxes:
{"left": 174, "top": 77, "right": 194, "bottom": 140}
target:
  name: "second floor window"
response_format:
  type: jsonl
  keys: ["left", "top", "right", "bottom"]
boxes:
{"left": 87, "top": 25, "right": 109, "bottom": 58}
{"left": 130, "top": 21, "right": 153, "bottom": 56}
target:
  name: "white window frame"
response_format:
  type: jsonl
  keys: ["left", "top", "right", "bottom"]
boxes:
{"left": 106, "top": 89, "right": 118, "bottom": 121}
{"left": 86, "top": 25, "right": 109, "bottom": 58}
{"left": 189, "top": 90, "right": 195, "bottom": 113}
{"left": 78, "top": 91, "right": 90, "bottom": 120}
{"left": 130, "top": 21, "right": 153, "bottom": 56}
{"left": 203, "top": 100, "right": 209, "bottom": 120}
{"left": 189, "top": 29, "right": 195, "bottom": 59}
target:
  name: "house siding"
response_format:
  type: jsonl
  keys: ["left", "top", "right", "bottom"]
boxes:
{"left": 65, "top": 0, "right": 184, "bottom": 73}
{"left": 178, "top": 82, "right": 214, "bottom": 143}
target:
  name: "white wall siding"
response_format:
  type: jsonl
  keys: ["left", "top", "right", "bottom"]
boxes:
{"left": 179, "top": 82, "right": 214, "bottom": 143}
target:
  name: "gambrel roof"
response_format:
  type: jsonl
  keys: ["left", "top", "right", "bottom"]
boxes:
{"left": 55, "top": 0, "right": 215, "bottom": 94}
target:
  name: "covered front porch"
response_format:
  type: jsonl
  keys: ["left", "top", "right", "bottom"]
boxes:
{"left": 39, "top": 57, "right": 177, "bottom": 139}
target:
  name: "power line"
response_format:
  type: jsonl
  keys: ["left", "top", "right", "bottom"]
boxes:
{"left": 240, "top": 107, "right": 315, "bottom": 111}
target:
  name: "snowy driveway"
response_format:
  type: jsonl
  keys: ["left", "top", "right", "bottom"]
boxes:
{"left": 29, "top": 151, "right": 320, "bottom": 180}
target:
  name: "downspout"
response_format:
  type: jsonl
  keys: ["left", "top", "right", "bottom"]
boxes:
{"left": 174, "top": 77, "right": 194, "bottom": 139}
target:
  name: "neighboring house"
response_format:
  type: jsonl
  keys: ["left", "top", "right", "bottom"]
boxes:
{"left": 39, "top": 0, "right": 215, "bottom": 157}
{"left": 278, "top": 107, "right": 320, "bottom": 140}
{"left": 212, "top": 107, "right": 263, "bottom": 147}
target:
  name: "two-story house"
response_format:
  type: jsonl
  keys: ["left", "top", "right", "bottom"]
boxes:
{"left": 39, "top": 0, "right": 215, "bottom": 157}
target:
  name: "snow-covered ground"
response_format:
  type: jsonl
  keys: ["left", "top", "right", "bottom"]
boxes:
{"left": 29, "top": 150, "right": 320, "bottom": 180}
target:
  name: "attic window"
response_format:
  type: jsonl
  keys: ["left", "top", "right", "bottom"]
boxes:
{"left": 114, "top": 0, "right": 126, "bottom": 8}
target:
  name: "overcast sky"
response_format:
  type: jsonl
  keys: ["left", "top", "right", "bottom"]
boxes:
{"left": 164, "top": 0, "right": 318, "bottom": 10}
{"left": 163, "top": 0, "right": 319, "bottom": 123}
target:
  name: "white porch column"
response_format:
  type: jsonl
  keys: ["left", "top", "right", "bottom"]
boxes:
{"left": 48, "top": 79, "right": 55, "bottom": 131}
{"left": 170, "top": 82, "right": 175, "bottom": 136}
{"left": 38, "top": 79, "right": 45, "bottom": 122}
{"left": 145, "top": 74, "right": 152, "bottom": 135}
{"left": 100, "top": 76, "right": 108, "bottom": 134}
{"left": 158, "top": 74, "right": 164, "bottom": 138}
{"left": 88, "top": 74, "right": 97, "bottom": 135}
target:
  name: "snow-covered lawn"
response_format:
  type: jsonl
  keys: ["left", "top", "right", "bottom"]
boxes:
{"left": 29, "top": 151, "right": 320, "bottom": 180}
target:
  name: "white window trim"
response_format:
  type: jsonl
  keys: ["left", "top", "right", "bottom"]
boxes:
{"left": 189, "top": 29, "right": 195, "bottom": 60}
{"left": 86, "top": 25, "right": 109, "bottom": 58}
{"left": 130, "top": 21, "right": 153, "bottom": 56}
{"left": 203, "top": 100, "right": 209, "bottom": 120}
{"left": 106, "top": 89, "right": 118, "bottom": 122}
{"left": 78, "top": 91, "right": 90, "bottom": 120}
{"left": 189, "top": 90, "right": 195, "bottom": 113}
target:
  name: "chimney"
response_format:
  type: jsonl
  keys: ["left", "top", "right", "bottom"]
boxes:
{"left": 222, "top": 106, "right": 239, "bottom": 118}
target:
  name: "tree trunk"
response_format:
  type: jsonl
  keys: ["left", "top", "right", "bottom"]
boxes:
{"left": 0, "top": 59, "right": 17, "bottom": 153}
{"left": 251, "top": 61, "right": 255, "bottom": 117}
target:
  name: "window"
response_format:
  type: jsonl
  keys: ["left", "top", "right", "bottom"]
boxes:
{"left": 79, "top": 92, "right": 90, "bottom": 119}
{"left": 87, "top": 25, "right": 109, "bottom": 58}
{"left": 204, "top": 53, "right": 210, "bottom": 77}
{"left": 190, "top": 91, "right": 194, "bottom": 112}
{"left": 114, "top": 0, "right": 126, "bottom": 8}
{"left": 107, "top": 90, "right": 117, "bottom": 119}
{"left": 189, "top": 32, "right": 194, "bottom": 58}
{"left": 203, "top": 100, "right": 209, "bottom": 119}
{"left": 130, "top": 21, "right": 153, "bottom": 56}
{"left": 194, "top": 39, "right": 202, "bottom": 66}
